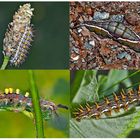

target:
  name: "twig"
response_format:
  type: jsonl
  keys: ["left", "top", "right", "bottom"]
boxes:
{"left": 1, "top": 56, "right": 9, "bottom": 70}
{"left": 28, "top": 70, "right": 44, "bottom": 138}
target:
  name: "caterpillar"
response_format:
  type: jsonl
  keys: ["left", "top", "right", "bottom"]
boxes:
{"left": 73, "top": 86, "right": 140, "bottom": 122}
{"left": 3, "top": 3, "right": 34, "bottom": 66}
{"left": 9, "top": 24, "right": 34, "bottom": 66}
{"left": 82, "top": 21, "right": 140, "bottom": 52}
{"left": 0, "top": 88, "right": 68, "bottom": 119}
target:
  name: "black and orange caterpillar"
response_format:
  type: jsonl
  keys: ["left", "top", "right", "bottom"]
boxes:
{"left": 0, "top": 88, "right": 68, "bottom": 118}
{"left": 73, "top": 86, "right": 140, "bottom": 121}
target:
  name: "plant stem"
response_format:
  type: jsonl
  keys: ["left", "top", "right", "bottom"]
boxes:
{"left": 28, "top": 70, "right": 44, "bottom": 138}
{"left": 1, "top": 56, "right": 9, "bottom": 70}
{"left": 101, "top": 70, "right": 140, "bottom": 93}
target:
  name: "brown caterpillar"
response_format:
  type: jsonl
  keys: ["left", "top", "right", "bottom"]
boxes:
{"left": 3, "top": 3, "right": 34, "bottom": 66}
{"left": 0, "top": 88, "right": 68, "bottom": 117}
{"left": 73, "top": 86, "right": 140, "bottom": 121}
{"left": 9, "top": 24, "right": 34, "bottom": 66}
{"left": 83, "top": 21, "right": 140, "bottom": 52}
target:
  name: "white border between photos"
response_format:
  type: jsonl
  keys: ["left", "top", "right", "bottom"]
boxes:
{"left": 0, "top": 138, "right": 136, "bottom": 140}
{"left": 0, "top": 0, "right": 139, "bottom": 2}
{"left": 0, "top": 0, "right": 138, "bottom": 139}
{"left": 0, "top": 137, "right": 132, "bottom": 139}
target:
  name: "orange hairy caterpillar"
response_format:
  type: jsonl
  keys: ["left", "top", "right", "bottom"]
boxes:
{"left": 0, "top": 88, "right": 68, "bottom": 119}
{"left": 73, "top": 86, "right": 140, "bottom": 121}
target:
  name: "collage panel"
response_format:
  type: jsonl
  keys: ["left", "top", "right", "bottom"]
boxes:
{"left": 70, "top": 70, "right": 140, "bottom": 138}
{"left": 1, "top": 1, "right": 140, "bottom": 139}
{"left": 0, "top": 70, "right": 69, "bottom": 138}
{"left": 70, "top": 2, "right": 140, "bottom": 69}
{"left": 0, "top": 2, "right": 69, "bottom": 69}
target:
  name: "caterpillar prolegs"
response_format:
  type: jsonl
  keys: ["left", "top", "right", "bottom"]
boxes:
{"left": 73, "top": 86, "right": 140, "bottom": 121}
{"left": 0, "top": 88, "right": 68, "bottom": 119}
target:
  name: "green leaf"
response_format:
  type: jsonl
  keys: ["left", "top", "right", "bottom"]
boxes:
{"left": 72, "top": 70, "right": 97, "bottom": 103}
{"left": 70, "top": 70, "right": 140, "bottom": 138}
{"left": 98, "top": 70, "right": 131, "bottom": 97}
{"left": 70, "top": 108, "right": 140, "bottom": 138}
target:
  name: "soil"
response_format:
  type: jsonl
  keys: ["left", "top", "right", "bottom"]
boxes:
{"left": 70, "top": 2, "right": 140, "bottom": 70}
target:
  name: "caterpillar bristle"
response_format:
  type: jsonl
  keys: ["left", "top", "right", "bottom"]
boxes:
{"left": 78, "top": 108, "right": 84, "bottom": 113}
{"left": 25, "top": 92, "right": 29, "bottom": 97}
{"left": 86, "top": 105, "right": 90, "bottom": 112}
{"left": 73, "top": 86, "right": 140, "bottom": 121}
{"left": 128, "top": 89, "right": 133, "bottom": 96}
{"left": 105, "top": 97, "right": 110, "bottom": 105}
{"left": 4, "top": 88, "right": 9, "bottom": 94}
{"left": 9, "top": 88, "right": 13, "bottom": 94}
{"left": 86, "top": 103, "right": 91, "bottom": 112}
{"left": 95, "top": 102, "right": 100, "bottom": 109}
{"left": 113, "top": 93, "right": 119, "bottom": 101}
{"left": 120, "top": 90, "right": 126, "bottom": 100}
{"left": 16, "top": 89, "right": 20, "bottom": 94}
{"left": 79, "top": 104, "right": 84, "bottom": 110}
{"left": 73, "top": 112, "right": 79, "bottom": 115}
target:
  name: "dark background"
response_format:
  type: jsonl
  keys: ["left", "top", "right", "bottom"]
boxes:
{"left": 0, "top": 2, "right": 69, "bottom": 69}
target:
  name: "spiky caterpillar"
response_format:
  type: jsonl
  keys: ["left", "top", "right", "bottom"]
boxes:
{"left": 3, "top": 3, "right": 34, "bottom": 66}
{"left": 73, "top": 86, "right": 140, "bottom": 122}
{"left": 0, "top": 88, "right": 68, "bottom": 119}
{"left": 9, "top": 24, "right": 34, "bottom": 66}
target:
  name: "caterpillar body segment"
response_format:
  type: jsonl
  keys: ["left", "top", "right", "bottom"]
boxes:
{"left": 0, "top": 88, "right": 68, "bottom": 119}
{"left": 74, "top": 86, "right": 140, "bottom": 121}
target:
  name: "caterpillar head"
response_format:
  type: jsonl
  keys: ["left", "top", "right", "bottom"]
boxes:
{"left": 40, "top": 100, "right": 58, "bottom": 112}
{"left": 40, "top": 100, "right": 68, "bottom": 119}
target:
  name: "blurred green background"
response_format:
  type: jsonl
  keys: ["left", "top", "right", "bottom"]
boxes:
{"left": 0, "top": 70, "right": 69, "bottom": 138}
{"left": 0, "top": 2, "right": 69, "bottom": 69}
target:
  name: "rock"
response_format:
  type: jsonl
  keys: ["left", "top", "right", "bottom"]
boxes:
{"left": 93, "top": 11, "right": 110, "bottom": 21}
{"left": 125, "top": 13, "right": 140, "bottom": 25}
{"left": 110, "top": 14, "right": 124, "bottom": 22}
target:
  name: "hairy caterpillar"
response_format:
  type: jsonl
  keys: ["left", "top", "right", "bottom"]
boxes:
{"left": 0, "top": 88, "right": 68, "bottom": 119}
{"left": 3, "top": 3, "right": 34, "bottom": 66}
{"left": 73, "top": 86, "right": 140, "bottom": 121}
{"left": 9, "top": 24, "right": 34, "bottom": 66}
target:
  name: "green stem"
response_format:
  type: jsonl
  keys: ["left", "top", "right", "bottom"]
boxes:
{"left": 28, "top": 70, "right": 44, "bottom": 138}
{"left": 1, "top": 56, "right": 9, "bottom": 70}
{"left": 101, "top": 70, "right": 140, "bottom": 93}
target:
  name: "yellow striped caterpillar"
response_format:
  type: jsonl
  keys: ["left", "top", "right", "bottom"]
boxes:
{"left": 0, "top": 88, "right": 68, "bottom": 119}
{"left": 73, "top": 86, "right": 140, "bottom": 121}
